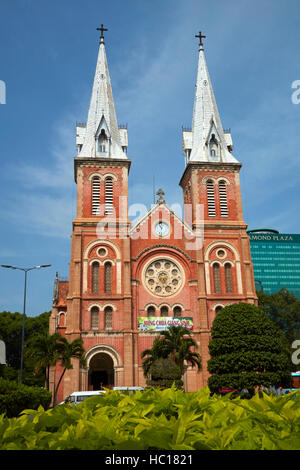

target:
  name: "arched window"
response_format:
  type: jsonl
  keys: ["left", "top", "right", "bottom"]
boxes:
{"left": 57, "top": 312, "right": 66, "bottom": 327}
{"left": 91, "top": 176, "right": 100, "bottom": 215}
{"left": 213, "top": 263, "right": 221, "bottom": 293}
{"left": 160, "top": 306, "right": 169, "bottom": 317}
{"left": 173, "top": 306, "right": 182, "bottom": 317}
{"left": 225, "top": 263, "right": 233, "bottom": 293}
{"left": 147, "top": 306, "right": 155, "bottom": 317}
{"left": 104, "top": 262, "right": 112, "bottom": 293}
{"left": 206, "top": 180, "right": 216, "bottom": 217}
{"left": 104, "top": 306, "right": 113, "bottom": 330}
{"left": 218, "top": 180, "right": 228, "bottom": 217}
{"left": 98, "top": 129, "right": 107, "bottom": 153}
{"left": 91, "top": 262, "right": 99, "bottom": 293}
{"left": 91, "top": 306, "right": 99, "bottom": 330}
{"left": 215, "top": 306, "right": 223, "bottom": 315}
{"left": 105, "top": 177, "right": 114, "bottom": 215}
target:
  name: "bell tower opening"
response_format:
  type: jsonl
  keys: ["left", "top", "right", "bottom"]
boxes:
{"left": 88, "top": 352, "right": 114, "bottom": 390}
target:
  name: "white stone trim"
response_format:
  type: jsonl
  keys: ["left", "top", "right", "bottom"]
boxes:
{"left": 85, "top": 343, "right": 122, "bottom": 368}
{"left": 103, "top": 172, "right": 118, "bottom": 182}
{"left": 102, "top": 303, "right": 117, "bottom": 311}
{"left": 204, "top": 241, "right": 240, "bottom": 262}
{"left": 83, "top": 239, "right": 121, "bottom": 260}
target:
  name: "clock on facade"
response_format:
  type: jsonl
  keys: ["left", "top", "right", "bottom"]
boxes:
{"left": 155, "top": 221, "right": 169, "bottom": 237}
{"left": 144, "top": 258, "right": 183, "bottom": 297}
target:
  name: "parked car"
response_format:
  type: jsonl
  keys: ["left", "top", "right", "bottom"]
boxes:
{"left": 59, "top": 390, "right": 106, "bottom": 405}
{"left": 59, "top": 387, "right": 144, "bottom": 405}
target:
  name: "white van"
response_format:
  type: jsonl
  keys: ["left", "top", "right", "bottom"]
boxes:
{"left": 59, "top": 387, "right": 144, "bottom": 405}
{"left": 61, "top": 390, "right": 106, "bottom": 405}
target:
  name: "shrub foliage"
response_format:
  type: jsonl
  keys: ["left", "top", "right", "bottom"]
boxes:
{"left": 0, "top": 386, "right": 300, "bottom": 450}
{"left": 207, "top": 303, "right": 293, "bottom": 394}
{"left": 0, "top": 379, "right": 52, "bottom": 418}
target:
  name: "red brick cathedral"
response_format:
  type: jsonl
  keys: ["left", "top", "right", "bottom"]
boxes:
{"left": 49, "top": 30, "right": 257, "bottom": 402}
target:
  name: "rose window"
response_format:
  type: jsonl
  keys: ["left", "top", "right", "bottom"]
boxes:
{"left": 144, "top": 259, "right": 183, "bottom": 297}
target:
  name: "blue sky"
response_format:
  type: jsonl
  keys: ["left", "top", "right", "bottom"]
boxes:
{"left": 0, "top": 0, "right": 300, "bottom": 316}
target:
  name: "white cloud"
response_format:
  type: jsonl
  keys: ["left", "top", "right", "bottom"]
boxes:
{"left": 1, "top": 116, "right": 76, "bottom": 238}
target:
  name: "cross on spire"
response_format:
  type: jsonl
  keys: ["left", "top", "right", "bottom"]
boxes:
{"left": 97, "top": 24, "right": 108, "bottom": 44}
{"left": 156, "top": 188, "right": 165, "bottom": 204}
{"left": 195, "top": 31, "right": 206, "bottom": 49}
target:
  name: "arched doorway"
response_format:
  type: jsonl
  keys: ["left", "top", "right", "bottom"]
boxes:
{"left": 88, "top": 353, "right": 114, "bottom": 390}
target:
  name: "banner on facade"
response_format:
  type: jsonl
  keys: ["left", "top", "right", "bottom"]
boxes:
{"left": 137, "top": 317, "right": 193, "bottom": 332}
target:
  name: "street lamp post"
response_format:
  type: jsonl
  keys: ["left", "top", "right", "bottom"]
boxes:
{"left": 1, "top": 264, "right": 51, "bottom": 383}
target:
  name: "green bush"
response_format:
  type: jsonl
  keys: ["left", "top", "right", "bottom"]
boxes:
{"left": 0, "top": 386, "right": 300, "bottom": 450}
{"left": 208, "top": 303, "right": 292, "bottom": 394}
{"left": 146, "top": 357, "right": 184, "bottom": 389}
{"left": 0, "top": 378, "right": 52, "bottom": 418}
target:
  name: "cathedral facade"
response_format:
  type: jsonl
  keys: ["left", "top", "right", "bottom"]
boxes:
{"left": 49, "top": 31, "right": 257, "bottom": 403}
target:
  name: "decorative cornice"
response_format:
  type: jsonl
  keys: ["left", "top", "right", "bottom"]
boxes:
{"left": 179, "top": 161, "right": 242, "bottom": 188}
{"left": 74, "top": 157, "right": 131, "bottom": 182}
{"left": 132, "top": 244, "right": 196, "bottom": 262}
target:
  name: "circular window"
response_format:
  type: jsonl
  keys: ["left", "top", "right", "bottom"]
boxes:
{"left": 216, "top": 249, "right": 226, "bottom": 259}
{"left": 144, "top": 258, "right": 183, "bottom": 297}
{"left": 98, "top": 247, "right": 108, "bottom": 257}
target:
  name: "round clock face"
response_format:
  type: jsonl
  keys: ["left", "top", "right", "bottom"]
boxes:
{"left": 144, "top": 258, "right": 183, "bottom": 297}
{"left": 155, "top": 221, "right": 169, "bottom": 237}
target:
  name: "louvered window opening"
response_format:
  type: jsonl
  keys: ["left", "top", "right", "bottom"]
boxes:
{"left": 105, "top": 177, "right": 114, "bottom": 215}
{"left": 92, "top": 262, "right": 99, "bottom": 293}
{"left": 92, "top": 177, "right": 100, "bottom": 215}
{"left": 104, "top": 306, "right": 113, "bottom": 330}
{"left": 104, "top": 262, "right": 112, "bottom": 293}
{"left": 225, "top": 263, "right": 233, "bottom": 293}
{"left": 213, "top": 264, "right": 221, "bottom": 293}
{"left": 219, "top": 181, "right": 228, "bottom": 217}
{"left": 206, "top": 180, "right": 216, "bottom": 217}
{"left": 91, "top": 307, "right": 99, "bottom": 330}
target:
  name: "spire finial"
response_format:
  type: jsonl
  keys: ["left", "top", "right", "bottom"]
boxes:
{"left": 195, "top": 31, "right": 206, "bottom": 50}
{"left": 97, "top": 24, "right": 108, "bottom": 44}
{"left": 156, "top": 188, "right": 165, "bottom": 204}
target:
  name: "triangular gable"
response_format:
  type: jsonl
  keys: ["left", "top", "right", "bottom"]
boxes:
{"left": 95, "top": 114, "right": 111, "bottom": 139}
{"left": 129, "top": 202, "right": 195, "bottom": 239}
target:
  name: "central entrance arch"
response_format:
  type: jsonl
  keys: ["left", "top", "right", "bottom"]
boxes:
{"left": 85, "top": 344, "right": 123, "bottom": 391}
{"left": 88, "top": 353, "right": 114, "bottom": 390}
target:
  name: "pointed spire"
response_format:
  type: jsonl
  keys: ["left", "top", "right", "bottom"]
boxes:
{"left": 79, "top": 27, "right": 127, "bottom": 160}
{"left": 188, "top": 33, "right": 239, "bottom": 164}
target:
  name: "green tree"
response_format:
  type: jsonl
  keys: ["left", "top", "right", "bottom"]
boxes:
{"left": 207, "top": 303, "right": 293, "bottom": 396}
{"left": 147, "top": 357, "right": 183, "bottom": 388}
{"left": 158, "top": 326, "right": 202, "bottom": 375}
{"left": 141, "top": 337, "right": 168, "bottom": 378}
{"left": 0, "top": 311, "right": 51, "bottom": 385}
{"left": 53, "top": 337, "right": 86, "bottom": 406}
{"left": 141, "top": 326, "right": 201, "bottom": 387}
{"left": 257, "top": 288, "right": 300, "bottom": 346}
{"left": 26, "top": 332, "right": 62, "bottom": 390}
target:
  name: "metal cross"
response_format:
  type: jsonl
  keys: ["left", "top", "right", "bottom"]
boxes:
{"left": 97, "top": 24, "right": 108, "bottom": 44}
{"left": 195, "top": 31, "right": 206, "bottom": 48}
{"left": 156, "top": 188, "right": 165, "bottom": 204}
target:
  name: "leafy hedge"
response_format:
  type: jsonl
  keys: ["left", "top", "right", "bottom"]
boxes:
{"left": 0, "top": 379, "right": 52, "bottom": 418}
{"left": 1, "top": 386, "right": 300, "bottom": 450}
